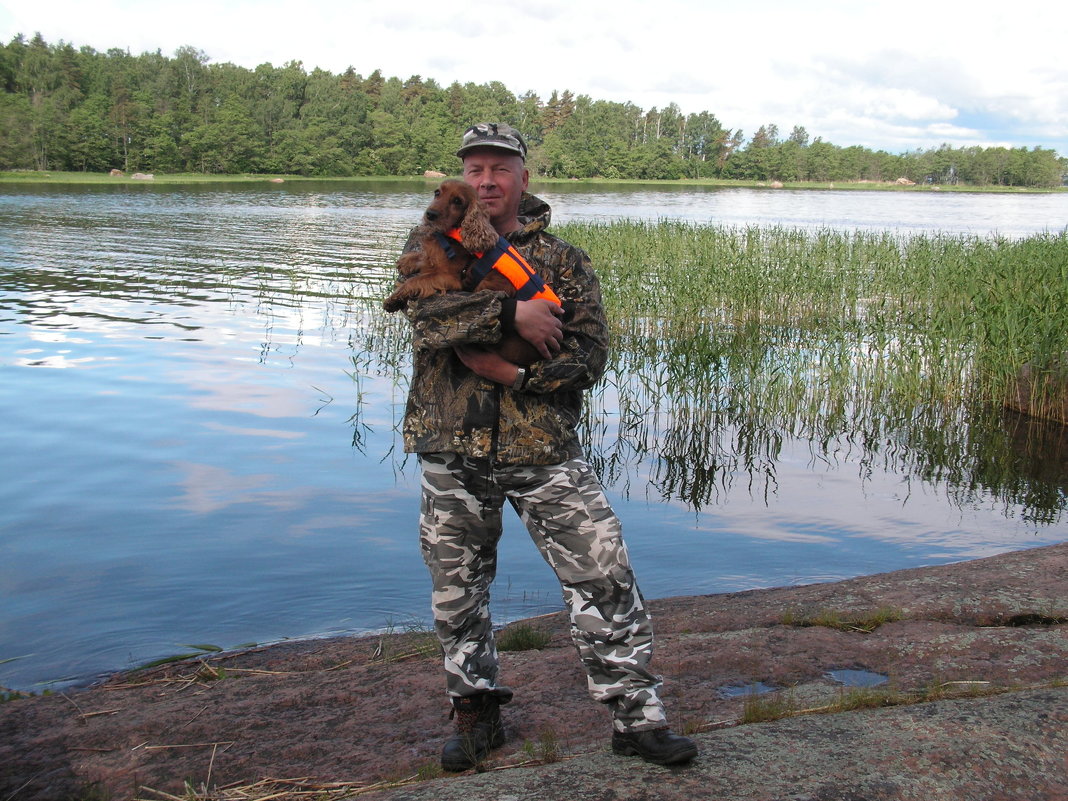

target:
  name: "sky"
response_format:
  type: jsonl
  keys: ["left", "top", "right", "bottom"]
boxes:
{"left": 2, "top": 0, "right": 1066, "bottom": 157}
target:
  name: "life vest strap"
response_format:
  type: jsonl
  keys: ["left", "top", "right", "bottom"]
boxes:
{"left": 434, "top": 231, "right": 458, "bottom": 261}
{"left": 465, "top": 235, "right": 561, "bottom": 305}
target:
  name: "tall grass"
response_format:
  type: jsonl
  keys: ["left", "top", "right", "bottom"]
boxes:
{"left": 558, "top": 220, "right": 1068, "bottom": 517}
{"left": 566, "top": 221, "right": 1067, "bottom": 407}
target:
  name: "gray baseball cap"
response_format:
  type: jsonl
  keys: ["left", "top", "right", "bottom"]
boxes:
{"left": 456, "top": 123, "right": 528, "bottom": 160}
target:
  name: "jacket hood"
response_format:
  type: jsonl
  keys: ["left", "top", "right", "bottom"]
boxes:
{"left": 515, "top": 192, "right": 552, "bottom": 240}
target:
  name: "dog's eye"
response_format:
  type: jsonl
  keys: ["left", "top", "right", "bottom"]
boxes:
{"left": 451, "top": 197, "right": 464, "bottom": 206}
{"left": 433, "top": 189, "right": 442, "bottom": 198}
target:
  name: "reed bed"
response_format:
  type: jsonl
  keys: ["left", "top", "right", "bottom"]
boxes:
{"left": 556, "top": 220, "right": 1068, "bottom": 516}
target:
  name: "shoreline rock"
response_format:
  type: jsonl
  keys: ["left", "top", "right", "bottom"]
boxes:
{"left": 1, "top": 542, "right": 1065, "bottom": 800}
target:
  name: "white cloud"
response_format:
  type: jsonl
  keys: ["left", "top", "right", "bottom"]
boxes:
{"left": 2, "top": 0, "right": 1066, "bottom": 154}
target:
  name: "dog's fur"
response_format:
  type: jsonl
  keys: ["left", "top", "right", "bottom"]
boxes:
{"left": 383, "top": 179, "right": 544, "bottom": 365}
{"left": 383, "top": 180, "right": 505, "bottom": 311}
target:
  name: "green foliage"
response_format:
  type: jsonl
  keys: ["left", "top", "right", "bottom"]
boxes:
{"left": 71, "top": 781, "right": 112, "bottom": 801}
{"left": 562, "top": 221, "right": 1068, "bottom": 519}
{"left": 497, "top": 623, "right": 552, "bottom": 652}
{"left": 740, "top": 690, "right": 798, "bottom": 723}
{"left": 2, "top": 34, "right": 1063, "bottom": 184}
{"left": 0, "top": 684, "right": 54, "bottom": 702}
{"left": 521, "top": 728, "right": 563, "bottom": 763}
{"left": 781, "top": 607, "right": 904, "bottom": 633}
{"left": 375, "top": 617, "right": 440, "bottom": 662}
{"left": 414, "top": 761, "right": 444, "bottom": 781}
{"left": 135, "top": 643, "right": 224, "bottom": 670}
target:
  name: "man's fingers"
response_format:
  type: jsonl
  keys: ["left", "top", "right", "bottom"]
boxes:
{"left": 513, "top": 299, "right": 565, "bottom": 358}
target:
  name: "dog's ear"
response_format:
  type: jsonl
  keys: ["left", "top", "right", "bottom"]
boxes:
{"left": 459, "top": 195, "right": 500, "bottom": 253}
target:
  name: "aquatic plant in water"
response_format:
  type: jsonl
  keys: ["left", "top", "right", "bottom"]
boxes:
{"left": 558, "top": 221, "right": 1068, "bottom": 520}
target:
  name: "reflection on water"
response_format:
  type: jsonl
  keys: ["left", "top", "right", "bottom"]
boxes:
{"left": 585, "top": 325, "right": 1068, "bottom": 526}
{"left": 0, "top": 183, "right": 1065, "bottom": 691}
{"left": 718, "top": 681, "right": 777, "bottom": 698}
{"left": 827, "top": 669, "right": 888, "bottom": 688}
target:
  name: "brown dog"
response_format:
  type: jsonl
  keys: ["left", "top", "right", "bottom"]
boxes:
{"left": 384, "top": 180, "right": 505, "bottom": 310}
{"left": 383, "top": 179, "right": 549, "bottom": 365}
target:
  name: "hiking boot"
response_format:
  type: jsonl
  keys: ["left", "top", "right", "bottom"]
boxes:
{"left": 440, "top": 691, "right": 511, "bottom": 772}
{"left": 612, "top": 726, "right": 698, "bottom": 765}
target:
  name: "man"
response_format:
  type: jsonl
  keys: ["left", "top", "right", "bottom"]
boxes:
{"left": 396, "top": 122, "right": 697, "bottom": 770}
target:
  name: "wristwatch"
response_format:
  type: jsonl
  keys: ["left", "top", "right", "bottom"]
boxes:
{"left": 512, "top": 366, "right": 527, "bottom": 390}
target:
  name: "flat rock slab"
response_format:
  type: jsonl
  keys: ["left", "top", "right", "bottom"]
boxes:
{"left": 2, "top": 542, "right": 1066, "bottom": 800}
{"left": 365, "top": 687, "right": 1068, "bottom": 801}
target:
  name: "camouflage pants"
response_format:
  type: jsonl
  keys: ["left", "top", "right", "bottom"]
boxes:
{"left": 418, "top": 451, "right": 667, "bottom": 732}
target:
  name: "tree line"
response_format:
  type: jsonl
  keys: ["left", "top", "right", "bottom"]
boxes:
{"left": 2, "top": 34, "right": 1064, "bottom": 187}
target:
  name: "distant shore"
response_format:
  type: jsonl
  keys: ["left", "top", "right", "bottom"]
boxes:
{"left": 3, "top": 169, "right": 1065, "bottom": 194}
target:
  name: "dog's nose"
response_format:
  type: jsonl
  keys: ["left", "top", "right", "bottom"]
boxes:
{"left": 425, "top": 210, "right": 439, "bottom": 222}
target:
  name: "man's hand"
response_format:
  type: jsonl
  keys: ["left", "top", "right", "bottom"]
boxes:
{"left": 454, "top": 346, "right": 518, "bottom": 386}
{"left": 514, "top": 299, "right": 564, "bottom": 360}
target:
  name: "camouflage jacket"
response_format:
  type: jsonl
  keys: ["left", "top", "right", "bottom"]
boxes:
{"left": 398, "top": 192, "right": 608, "bottom": 466}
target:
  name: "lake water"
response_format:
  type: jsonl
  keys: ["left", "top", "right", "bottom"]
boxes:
{"left": 1, "top": 181, "right": 1066, "bottom": 692}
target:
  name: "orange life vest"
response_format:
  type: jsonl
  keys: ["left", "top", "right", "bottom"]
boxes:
{"left": 440, "top": 229, "right": 561, "bottom": 306}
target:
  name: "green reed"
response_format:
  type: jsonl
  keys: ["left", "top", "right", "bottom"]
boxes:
{"left": 558, "top": 220, "right": 1068, "bottom": 515}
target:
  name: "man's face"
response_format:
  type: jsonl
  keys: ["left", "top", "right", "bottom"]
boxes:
{"left": 461, "top": 149, "right": 529, "bottom": 233}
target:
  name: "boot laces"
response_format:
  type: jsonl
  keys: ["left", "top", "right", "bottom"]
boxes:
{"left": 448, "top": 697, "right": 497, "bottom": 733}
{"left": 454, "top": 709, "right": 481, "bottom": 733}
